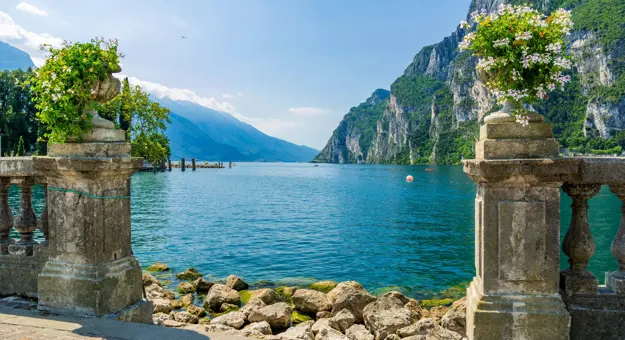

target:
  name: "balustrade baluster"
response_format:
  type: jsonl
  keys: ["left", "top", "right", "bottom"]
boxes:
{"left": 37, "top": 183, "right": 49, "bottom": 246}
{"left": 607, "top": 185, "right": 625, "bottom": 293}
{"left": 561, "top": 183, "right": 601, "bottom": 294}
{"left": 13, "top": 178, "right": 38, "bottom": 252}
{"left": 0, "top": 178, "right": 12, "bottom": 254}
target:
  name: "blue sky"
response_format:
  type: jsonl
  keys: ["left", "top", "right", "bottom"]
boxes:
{"left": 0, "top": 0, "right": 470, "bottom": 149}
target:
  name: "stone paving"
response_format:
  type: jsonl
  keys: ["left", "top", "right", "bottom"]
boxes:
{"left": 0, "top": 306, "right": 253, "bottom": 340}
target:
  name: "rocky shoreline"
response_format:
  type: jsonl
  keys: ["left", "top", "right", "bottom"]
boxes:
{"left": 143, "top": 263, "right": 467, "bottom": 340}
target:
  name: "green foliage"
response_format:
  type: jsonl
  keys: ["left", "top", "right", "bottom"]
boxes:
{"left": 16, "top": 136, "right": 24, "bottom": 156}
{"left": 99, "top": 78, "right": 171, "bottom": 162}
{"left": 568, "top": 0, "right": 625, "bottom": 48}
{"left": 0, "top": 68, "right": 38, "bottom": 156}
{"left": 29, "top": 38, "right": 123, "bottom": 143}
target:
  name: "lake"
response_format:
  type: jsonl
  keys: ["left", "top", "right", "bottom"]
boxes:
{"left": 11, "top": 162, "right": 623, "bottom": 300}
{"left": 126, "top": 163, "right": 624, "bottom": 300}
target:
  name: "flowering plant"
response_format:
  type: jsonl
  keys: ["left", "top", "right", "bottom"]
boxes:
{"left": 459, "top": 4, "right": 574, "bottom": 126}
{"left": 29, "top": 38, "right": 123, "bottom": 142}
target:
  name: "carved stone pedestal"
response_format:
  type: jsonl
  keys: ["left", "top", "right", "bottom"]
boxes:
{"left": 33, "top": 142, "right": 150, "bottom": 323}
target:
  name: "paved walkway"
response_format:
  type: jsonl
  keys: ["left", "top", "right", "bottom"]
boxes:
{"left": 0, "top": 306, "right": 252, "bottom": 340}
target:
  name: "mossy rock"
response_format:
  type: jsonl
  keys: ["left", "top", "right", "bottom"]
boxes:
{"left": 220, "top": 303, "right": 240, "bottom": 313}
{"left": 310, "top": 281, "right": 338, "bottom": 293}
{"left": 170, "top": 299, "right": 184, "bottom": 309}
{"left": 291, "top": 310, "right": 313, "bottom": 324}
{"left": 253, "top": 280, "right": 274, "bottom": 288}
{"left": 178, "top": 282, "right": 196, "bottom": 295}
{"left": 239, "top": 290, "right": 253, "bottom": 305}
{"left": 372, "top": 286, "right": 405, "bottom": 297}
{"left": 421, "top": 298, "right": 454, "bottom": 308}
{"left": 176, "top": 268, "right": 203, "bottom": 281}
{"left": 275, "top": 286, "right": 296, "bottom": 304}
{"left": 146, "top": 262, "right": 169, "bottom": 272}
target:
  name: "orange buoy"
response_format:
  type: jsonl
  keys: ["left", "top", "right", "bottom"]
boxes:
{"left": 406, "top": 175, "right": 414, "bottom": 183}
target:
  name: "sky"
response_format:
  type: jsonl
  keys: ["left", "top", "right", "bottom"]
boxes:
{"left": 0, "top": 0, "right": 470, "bottom": 150}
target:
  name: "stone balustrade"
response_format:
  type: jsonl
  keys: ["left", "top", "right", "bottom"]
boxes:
{"left": 0, "top": 157, "right": 49, "bottom": 297}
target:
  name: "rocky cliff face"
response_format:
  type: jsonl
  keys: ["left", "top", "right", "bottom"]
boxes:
{"left": 315, "top": 0, "right": 625, "bottom": 164}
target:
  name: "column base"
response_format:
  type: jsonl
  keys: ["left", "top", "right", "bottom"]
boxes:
{"left": 467, "top": 278, "right": 570, "bottom": 340}
{"left": 38, "top": 256, "right": 143, "bottom": 318}
{"left": 561, "top": 269, "right": 598, "bottom": 294}
{"left": 606, "top": 271, "right": 625, "bottom": 294}
{"left": 104, "top": 298, "right": 153, "bottom": 324}
{"left": 563, "top": 287, "right": 625, "bottom": 340}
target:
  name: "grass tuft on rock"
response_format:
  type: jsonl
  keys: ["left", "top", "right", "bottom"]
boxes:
{"left": 291, "top": 310, "right": 313, "bottom": 324}
{"left": 239, "top": 290, "right": 253, "bottom": 305}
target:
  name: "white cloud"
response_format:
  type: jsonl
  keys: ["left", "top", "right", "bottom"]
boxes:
{"left": 237, "top": 92, "right": 244, "bottom": 96}
{"left": 288, "top": 107, "right": 328, "bottom": 117}
{"left": 122, "top": 75, "right": 237, "bottom": 114}
{"left": 233, "top": 112, "right": 302, "bottom": 136}
{"left": 222, "top": 93, "right": 234, "bottom": 99}
{"left": 0, "top": 11, "right": 62, "bottom": 66}
{"left": 16, "top": 2, "right": 48, "bottom": 16}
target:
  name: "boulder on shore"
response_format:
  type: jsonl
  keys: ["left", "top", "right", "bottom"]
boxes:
{"left": 248, "top": 302, "right": 292, "bottom": 330}
{"left": 328, "top": 309, "right": 355, "bottom": 333}
{"left": 240, "top": 321, "right": 273, "bottom": 337}
{"left": 173, "top": 311, "right": 199, "bottom": 324}
{"left": 203, "top": 284, "right": 241, "bottom": 311}
{"left": 186, "top": 304, "right": 206, "bottom": 318}
{"left": 293, "top": 289, "right": 332, "bottom": 314}
{"left": 211, "top": 311, "right": 247, "bottom": 329}
{"left": 441, "top": 297, "right": 467, "bottom": 337}
{"left": 227, "top": 275, "right": 249, "bottom": 291}
{"left": 362, "top": 295, "right": 414, "bottom": 340}
{"left": 241, "top": 297, "right": 266, "bottom": 318}
{"left": 146, "top": 262, "right": 169, "bottom": 272}
{"left": 345, "top": 324, "right": 374, "bottom": 340}
{"left": 152, "top": 299, "right": 171, "bottom": 314}
{"left": 310, "top": 280, "right": 339, "bottom": 293}
{"left": 327, "top": 281, "right": 376, "bottom": 324}
{"left": 178, "top": 282, "right": 196, "bottom": 294}
{"left": 194, "top": 277, "right": 214, "bottom": 294}
{"left": 176, "top": 268, "right": 203, "bottom": 280}
{"left": 142, "top": 273, "right": 160, "bottom": 287}
{"left": 279, "top": 321, "right": 314, "bottom": 340}
{"left": 152, "top": 312, "right": 173, "bottom": 326}
{"left": 181, "top": 293, "right": 194, "bottom": 307}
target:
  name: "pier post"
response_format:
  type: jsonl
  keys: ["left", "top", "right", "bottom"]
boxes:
{"left": 229, "top": 162, "right": 232, "bottom": 169}
{"left": 168, "top": 159, "right": 172, "bottom": 172}
{"left": 181, "top": 158, "right": 185, "bottom": 172}
{"left": 192, "top": 158, "right": 196, "bottom": 171}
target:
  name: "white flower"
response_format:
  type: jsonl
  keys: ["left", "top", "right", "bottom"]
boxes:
{"left": 536, "top": 86, "right": 547, "bottom": 99}
{"left": 459, "top": 40, "right": 471, "bottom": 51}
{"left": 516, "top": 115, "right": 530, "bottom": 127}
{"left": 91, "top": 88, "right": 97, "bottom": 95}
{"left": 51, "top": 73, "right": 56, "bottom": 80}
{"left": 14, "top": 78, "right": 19, "bottom": 86}
{"left": 554, "top": 57, "right": 572, "bottom": 69}
{"left": 511, "top": 69, "right": 521, "bottom": 81}
{"left": 493, "top": 38, "right": 510, "bottom": 48}
{"left": 546, "top": 42, "right": 562, "bottom": 54}
{"left": 477, "top": 57, "right": 497, "bottom": 71}
{"left": 459, "top": 20, "right": 470, "bottom": 29}
{"left": 470, "top": 11, "right": 479, "bottom": 21}
{"left": 515, "top": 31, "right": 533, "bottom": 41}
{"left": 548, "top": 83, "right": 557, "bottom": 91}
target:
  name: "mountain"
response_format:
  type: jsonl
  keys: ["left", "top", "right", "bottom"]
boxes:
{"left": 157, "top": 97, "right": 318, "bottom": 162}
{"left": 315, "top": 0, "right": 625, "bottom": 164}
{"left": 0, "top": 41, "right": 34, "bottom": 70}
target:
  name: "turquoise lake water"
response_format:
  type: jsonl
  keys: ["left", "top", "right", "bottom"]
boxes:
{"left": 9, "top": 163, "right": 624, "bottom": 300}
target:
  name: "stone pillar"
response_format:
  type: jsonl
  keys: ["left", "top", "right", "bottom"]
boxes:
{"left": 0, "top": 178, "right": 12, "bottom": 254}
{"left": 561, "top": 184, "right": 600, "bottom": 294}
{"left": 33, "top": 128, "right": 151, "bottom": 323}
{"left": 607, "top": 185, "right": 625, "bottom": 293}
{"left": 464, "top": 111, "right": 569, "bottom": 339}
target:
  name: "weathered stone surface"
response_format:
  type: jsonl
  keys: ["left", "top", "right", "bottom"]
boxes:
{"left": 422, "top": 306, "right": 449, "bottom": 322}
{"left": 176, "top": 268, "right": 203, "bottom": 280}
{"left": 146, "top": 262, "right": 169, "bottom": 272}
{"left": 312, "top": 318, "right": 333, "bottom": 335}
{"left": 211, "top": 311, "right": 247, "bottom": 329}
{"left": 204, "top": 284, "right": 241, "bottom": 311}
{"left": 227, "top": 275, "right": 250, "bottom": 291}
{"left": 181, "top": 293, "right": 194, "bottom": 307}
{"left": 170, "top": 299, "right": 184, "bottom": 309}
{"left": 173, "top": 311, "right": 198, "bottom": 324}
{"left": 240, "top": 321, "right": 273, "bottom": 337}
{"left": 384, "top": 335, "right": 400, "bottom": 340}
{"left": 163, "top": 291, "right": 175, "bottom": 300}
{"left": 440, "top": 297, "right": 466, "bottom": 337}
{"left": 293, "top": 289, "right": 332, "bottom": 314}
{"left": 163, "top": 319, "right": 185, "bottom": 328}
{"left": 145, "top": 283, "right": 166, "bottom": 300}
{"left": 152, "top": 312, "right": 173, "bottom": 326}
{"left": 327, "top": 281, "right": 376, "bottom": 324}
{"left": 316, "top": 327, "right": 348, "bottom": 340}
{"left": 311, "top": 281, "right": 338, "bottom": 293}
{"left": 193, "top": 277, "right": 214, "bottom": 294}
{"left": 142, "top": 273, "right": 160, "bottom": 287}
{"left": 241, "top": 298, "right": 266, "bottom": 318}
{"left": 317, "top": 311, "right": 331, "bottom": 319}
{"left": 251, "top": 288, "right": 281, "bottom": 305}
{"left": 186, "top": 304, "right": 206, "bottom": 318}
{"left": 152, "top": 299, "right": 172, "bottom": 314}
{"left": 328, "top": 309, "right": 355, "bottom": 333}
{"left": 404, "top": 300, "right": 423, "bottom": 320}
{"left": 362, "top": 295, "right": 413, "bottom": 340}
{"left": 249, "top": 302, "right": 292, "bottom": 330}
{"left": 178, "top": 282, "right": 196, "bottom": 294}
{"left": 345, "top": 324, "right": 374, "bottom": 340}
{"left": 204, "top": 323, "right": 237, "bottom": 333}
{"left": 279, "top": 321, "right": 315, "bottom": 340}
{"left": 46, "top": 142, "right": 131, "bottom": 158}
{"left": 220, "top": 303, "right": 240, "bottom": 313}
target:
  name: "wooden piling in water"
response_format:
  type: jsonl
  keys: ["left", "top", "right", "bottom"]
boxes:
{"left": 181, "top": 158, "right": 186, "bottom": 172}
{"left": 168, "top": 159, "right": 172, "bottom": 172}
{"left": 192, "top": 158, "right": 196, "bottom": 171}
{"left": 229, "top": 162, "right": 232, "bottom": 169}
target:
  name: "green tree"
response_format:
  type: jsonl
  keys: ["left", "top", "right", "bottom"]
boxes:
{"left": 16, "top": 136, "right": 24, "bottom": 156}
{"left": 99, "top": 80, "right": 171, "bottom": 162}
{"left": 0, "top": 69, "right": 39, "bottom": 156}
